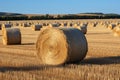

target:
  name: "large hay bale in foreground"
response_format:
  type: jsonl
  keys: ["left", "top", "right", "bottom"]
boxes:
{"left": 36, "top": 27, "right": 88, "bottom": 65}
{"left": 2, "top": 28, "right": 21, "bottom": 45}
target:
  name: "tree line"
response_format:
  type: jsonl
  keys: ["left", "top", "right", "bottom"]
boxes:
{"left": 0, "top": 14, "right": 120, "bottom": 20}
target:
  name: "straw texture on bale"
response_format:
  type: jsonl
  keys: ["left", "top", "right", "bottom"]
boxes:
{"left": 32, "top": 24, "right": 42, "bottom": 31}
{"left": 36, "top": 27, "right": 88, "bottom": 65}
{"left": 2, "top": 28, "right": 21, "bottom": 45}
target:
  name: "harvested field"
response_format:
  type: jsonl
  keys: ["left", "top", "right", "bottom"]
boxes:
{"left": 0, "top": 19, "right": 120, "bottom": 80}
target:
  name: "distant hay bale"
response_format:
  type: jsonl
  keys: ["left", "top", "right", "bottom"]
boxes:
{"left": 80, "top": 24, "right": 88, "bottom": 34}
{"left": 19, "top": 23, "right": 30, "bottom": 28}
{"left": 112, "top": 26, "right": 120, "bottom": 37}
{"left": 108, "top": 24, "right": 116, "bottom": 30}
{"left": 1, "top": 24, "right": 12, "bottom": 34}
{"left": 1, "top": 24, "right": 11, "bottom": 29}
{"left": 67, "top": 23, "right": 73, "bottom": 27}
{"left": 36, "top": 27, "right": 88, "bottom": 65}
{"left": 93, "top": 22, "right": 98, "bottom": 27}
{"left": 23, "top": 23, "right": 30, "bottom": 27}
{"left": 42, "top": 23, "right": 47, "bottom": 26}
{"left": 102, "top": 23, "right": 109, "bottom": 28}
{"left": 63, "top": 22, "right": 67, "bottom": 27}
{"left": 59, "top": 22, "right": 68, "bottom": 27}
{"left": 31, "top": 24, "right": 42, "bottom": 31}
{"left": 20, "top": 23, "right": 24, "bottom": 27}
{"left": 16, "top": 23, "right": 20, "bottom": 26}
{"left": 116, "top": 22, "right": 120, "bottom": 25}
{"left": 59, "top": 23, "right": 65, "bottom": 27}
{"left": 48, "top": 23, "right": 60, "bottom": 27}
{"left": 75, "top": 23, "right": 87, "bottom": 34}
{"left": 2, "top": 28, "right": 21, "bottom": 45}
{"left": 73, "top": 23, "right": 80, "bottom": 27}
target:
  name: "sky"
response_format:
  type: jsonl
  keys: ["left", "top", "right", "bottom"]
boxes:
{"left": 0, "top": 0, "right": 120, "bottom": 14}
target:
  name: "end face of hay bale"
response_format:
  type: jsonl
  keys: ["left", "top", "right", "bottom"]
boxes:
{"left": 36, "top": 28, "right": 68, "bottom": 65}
{"left": 36, "top": 27, "right": 88, "bottom": 65}
{"left": 2, "top": 28, "right": 21, "bottom": 45}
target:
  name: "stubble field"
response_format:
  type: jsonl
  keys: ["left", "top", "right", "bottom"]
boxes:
{"left": 0, "top": 19, "right": 120, "bottom": 80}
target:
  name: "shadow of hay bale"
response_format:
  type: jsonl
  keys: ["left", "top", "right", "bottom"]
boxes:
{"left": 0, "top": 66, "right": 42, "bottom": 72}
{"left": 21, "top": 43, "right": 35, "bottom": 45}
{"left": 87, "top": 32, "right": 110, "bottom": 35}
{"left": 80, "top": 56, "right": 120, "bottom": 65}
{"left": 0, "top": 65, "right": 62, "bottom": 72}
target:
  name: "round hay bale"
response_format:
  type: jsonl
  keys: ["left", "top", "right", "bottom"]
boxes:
{"left": 23, "top": 23, "right": 30, "bottom": 27}
{"left": 31, "top": 24, "right": 42, "bottom": 31}
{"left": 93, "top": 22, "right": 98, "bottom": 27}
{"left": 1, "top": 24, "right": 11, "bottom": 35}
{"left": 1, "top": 24, "right": 11, "bottom": 29}
{"left": 60, "top": 23, "right": 68, "bottom": 27}
{"left": 113, "top": 26, "right": 120, "bottom": 37}
{"left": 63, "top": 22, "right": 67, "bottom": 27}
{"left": 5, "top": 24, "right": 11, "bottom": 28}
{"left": 48, "top": 23, "right": 60, "bottom": 27}
{"left": 2, "top": 28, "right": 21, "bottom": 45}
{"left": 80, "top": 24, "right": 88, "bottom": 34}
{"left": 73, "top": 23, "right": 80, "bottom": 27}
{"left": 36, "top": 27, "right": 88, "bottom": 65}
{"left": 42, "top": 23, "right": 47, "bottom": 26}
{"left": 67, "top": 23, "right": 73, "bottom": 27}
{"left": 19, "top": 23, "right": 25, "bottom": 28}
{"left": 108, "top": 24, "right": 116, "bottom": 30}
